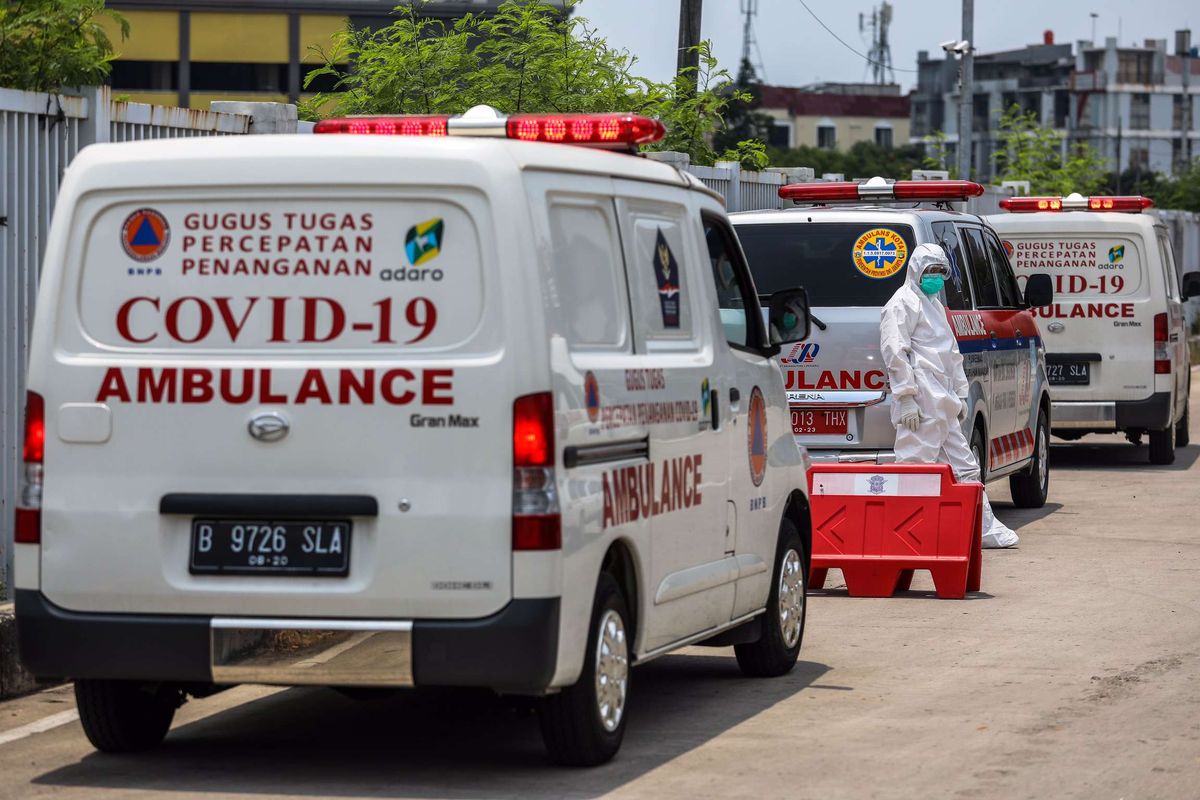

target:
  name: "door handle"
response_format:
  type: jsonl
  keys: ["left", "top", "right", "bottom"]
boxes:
{"left": 730, "top": 387, "right": 741, "bottom": 405}
{"left": 711, "top": 391, "right": 721, "bottom": 431}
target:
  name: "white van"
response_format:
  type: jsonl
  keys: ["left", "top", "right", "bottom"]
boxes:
{"left": 989, "top": 194, "right": 1200, "bottom": 464}
{"left": 13, "top": 108, "right": 815, "bottom": 766}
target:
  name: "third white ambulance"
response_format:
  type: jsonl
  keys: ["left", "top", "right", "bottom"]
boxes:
{"left": 989, "top": 194, "right": 1200, "bottom": 464}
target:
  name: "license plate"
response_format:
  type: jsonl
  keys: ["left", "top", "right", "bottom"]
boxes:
{"left": 791, "top": 408, "right": 849, "bottom": 435}
{"left": 190, "top": 519, "right": 351, "bottom": 576}
{"left": 1047, "top": 362, "right": 1090, "bottom": 385}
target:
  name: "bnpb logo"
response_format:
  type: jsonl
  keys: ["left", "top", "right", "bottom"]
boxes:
{"left": 121, "top": 208, "right": 170, "bottom": 263}
{"left": 781, "top": 342, "right": 820, "bottom": 365}
{"left": 747, "top": 386, "right": 768, "bottom": 487}
{"left": 584, "top": 371, "right": 600, "bottom": 424}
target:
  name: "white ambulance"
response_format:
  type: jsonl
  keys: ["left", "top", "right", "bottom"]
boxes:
{"left": 13, "top": 107, "right": 815, "bottom": 766}
{"left": 989, "top": 194, "right": 1200, "bottom": 465}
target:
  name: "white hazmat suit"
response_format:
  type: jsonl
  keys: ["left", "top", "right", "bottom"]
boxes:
{"left": 880, "top": 243, "right": 1018, "bottom": 549}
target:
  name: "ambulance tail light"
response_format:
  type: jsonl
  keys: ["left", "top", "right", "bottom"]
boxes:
{"left": 1154, "top": 313, "right": 1171, "bottom": 375}
{"left": 779, "top": 177, "right": 984, "bottom": 204}
{"left": 512, "top": 392, "right": 560, "bottom": 551}
{"left": 15, "top": 391, "right": 44, "bottom": 545}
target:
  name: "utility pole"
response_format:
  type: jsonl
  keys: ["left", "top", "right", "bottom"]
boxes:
{"left": 1177, "top": 29, "right": 1192, "bottom": 168}
{"left": 677, "top": 0, "right": 704, "bottom": 89}
{"left": 956, "top": 0, "right": 974, "bottom": 179}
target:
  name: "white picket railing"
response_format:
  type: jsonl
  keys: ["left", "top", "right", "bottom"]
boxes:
{"left": 0, "top": 86, "right": 263, "bottom": 597}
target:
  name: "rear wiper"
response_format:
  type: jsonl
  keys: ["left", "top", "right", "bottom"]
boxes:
{"left": 760, "top": 294, "right": 827, "bottom": 330}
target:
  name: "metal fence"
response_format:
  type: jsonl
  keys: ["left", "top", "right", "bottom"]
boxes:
{"left": 0, "top": 86, "right": 254, "bottom": 598}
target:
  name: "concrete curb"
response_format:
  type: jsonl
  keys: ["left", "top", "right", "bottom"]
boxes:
{"left": 0, "top": 603, "right": 42, "bottom": 700}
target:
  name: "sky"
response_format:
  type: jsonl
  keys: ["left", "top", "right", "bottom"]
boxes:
{"left": 575, "top": 0, "right": 1196, "bottom": 91}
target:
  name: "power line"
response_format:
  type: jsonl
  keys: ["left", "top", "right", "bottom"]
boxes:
{"left": 797, "top": 0, "right": 919, "bottom": 74}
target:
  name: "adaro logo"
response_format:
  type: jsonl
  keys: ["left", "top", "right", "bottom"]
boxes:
{"left": 585, "top": 371, "right": 601, "bottom": 423}
{"left": 121, "top": 209, "right": 170, "bottom": 263}
{"left": 747, "top": 386, "right": 768, "bottom": 487}
{"left": 406, "top": 218, "right": 445, "bottom": 267}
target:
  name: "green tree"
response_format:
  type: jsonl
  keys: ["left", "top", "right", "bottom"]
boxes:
{"left": 712, "top": 58, "right": 774, "bottom": 156}
{"left": 993, "top": 104, "right": 1107, "bottom": 195}
{"left": 0, "top": 0, "right": 127, "bottom": 93}
{"left": 303, "top": 1, "right": 751, "bottom": 166}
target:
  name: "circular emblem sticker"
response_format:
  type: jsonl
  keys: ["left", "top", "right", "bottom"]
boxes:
{"left": 121, "top": 208, "right": 170, "bottom": 262}
{"left": 852, "top": 228, "right": 907, "bottom": 279}
{"left": 747, "top": 386, "right": 768, "bottom": 487}
{"left": 584, "top": 371, "right": 600, "bottom": 424}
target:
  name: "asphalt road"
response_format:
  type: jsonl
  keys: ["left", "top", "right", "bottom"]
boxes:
{"left": 3, "top": 378, "right": 1199, "bottom": 799}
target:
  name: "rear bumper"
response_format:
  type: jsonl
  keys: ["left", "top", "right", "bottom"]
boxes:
{"left": 15, "top": 590, "right": 558, "bottom": 692}
{"left": 1052, "top": 393, "right": 1172, "bottom": 432}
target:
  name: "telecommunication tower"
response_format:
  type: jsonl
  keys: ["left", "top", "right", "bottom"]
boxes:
{"left": 740, "top": 0, "right": 767, "bottom": 80}
{"left": 859, "top": 2, "right": 895, "bottom": 85}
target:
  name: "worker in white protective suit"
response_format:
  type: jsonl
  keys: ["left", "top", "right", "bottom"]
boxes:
{"left": 880, "top": 242, "right": 1019, "bottom": 549}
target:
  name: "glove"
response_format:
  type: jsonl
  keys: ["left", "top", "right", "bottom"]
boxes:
{"left": 897, "top": 396, "right": 921, "bottom": 432}
{"left": 957, "top": 396, "right": 969, "bottom": 422}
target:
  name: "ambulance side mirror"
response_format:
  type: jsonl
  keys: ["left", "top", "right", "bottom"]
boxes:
{"left": 1023, "top": 274, "right": 1054, "bottom": 308}
{"left": 767, "top": 287, "right": 811, "bottom": 351}
{"left": 1181, "top": 271, "right": 1200, "bottom": 301}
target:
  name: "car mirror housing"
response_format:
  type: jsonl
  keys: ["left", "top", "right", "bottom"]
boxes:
{"left": 1181, "top": 271, "right": 1200, "bottom": 301}
{"left": 1023, "top": 273, "right": 1054, "bottom": 308}
{"left": 767, "top": 287, "right": 812, "bottom": 351}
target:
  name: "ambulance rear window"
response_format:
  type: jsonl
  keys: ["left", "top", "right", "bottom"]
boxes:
{"left": 77, "top": 197, "right": 485, "bottom": 352}
{"left": 736, "top": 222, "right": 916, "bottom": 307}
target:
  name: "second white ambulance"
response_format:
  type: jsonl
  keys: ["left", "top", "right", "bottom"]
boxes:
{"left": 989, "top": 194, "right": 1200, "bottom": 464}
{"left": 14, "top": 107, "right": 815, "bottom": 766}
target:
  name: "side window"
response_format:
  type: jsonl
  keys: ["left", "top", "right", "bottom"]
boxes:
{"left": 984, "top": 229, "right": 1022, "bottom": 307}
{"left": 546, "top": 199, "right": 629, "bottom": 349}
{"left": 1157, "top": 233, "right": 1181, "bottom": 300}
{"left": 932, "top": 222, "right": 973, "bottom": 310}
{"left": 960, "top": 226, "right": 1000, "bottom": 307}
{"left": 703, "top": 215, "right": 761, "bottom": 349}
{"left": 622, "top": 207, "right": 697, "bottom": 351}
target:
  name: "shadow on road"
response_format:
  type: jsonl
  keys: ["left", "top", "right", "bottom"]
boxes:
{"left": 1048, "top": 442, "right": 1200, "bottom": 473}
{"left": 993, "top": 501, "right": 1064, "bottom": 532}
{"left": 34, "top": 653, "right": 830, "bottom": 798}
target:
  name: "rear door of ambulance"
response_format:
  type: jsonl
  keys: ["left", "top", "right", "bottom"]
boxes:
{"left": 36, "top": 145, "right": 515, "bottom": 620}
{"left": 996, "top": 218, "right": 1154, "bottom": 406}
{"left": 732, "top": 216, "right": 913, "bottom": 457}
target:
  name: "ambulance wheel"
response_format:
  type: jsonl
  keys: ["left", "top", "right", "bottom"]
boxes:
{"left": 970, "top": 426, "right": 988, "bottom": 483}
{"left": 735, "top": 520, "right": 805, "bottom": 678}
{"left": 1176, "top": 397, "right": 1190, "bottom": 447}
{"left": 1010, "top": 410, "right": 1049, "bottom": 508}
{"left": 1149, "top": 424, "right": 1176, "bottom": 465}
{"left": 539, "top": 573, "right": 629, "bottom": 767}
{"left": 75, "top": 679, "right": 180, "bottom": 753}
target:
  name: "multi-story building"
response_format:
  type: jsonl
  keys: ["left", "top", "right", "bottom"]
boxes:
{"left": 759, "top": 83, "right": 911, "bottom": 151}
{"left": 910, "top": 31, "right": 1200, "bottom": 180}
{"left": 100, "top": 1, "right": 550, "bottom": 109}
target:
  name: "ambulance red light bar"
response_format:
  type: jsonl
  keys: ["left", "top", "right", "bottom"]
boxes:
{"left": 999, "top": 194, "right": 1154, "bottom": 213}
{"left": 314, "top": 105, "right": 664, "bottom": 148}
{"left": 779, "top": 177, "right": 984, "bottom": 204}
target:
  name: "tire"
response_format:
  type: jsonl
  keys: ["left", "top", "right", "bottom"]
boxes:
{"left": 735, "top": 519, "right": 805, "bottom": 678}
{"left": 1176, "top": 395, "right": 1190, "bottom": 447}
{"left": 74, "top": 679, "right": 180, "bottom": 753}
{"left": 970, "top": 425, "right": 988, "bottom": 483}
{"left": 539, "top": 573, "right": 630, "bottom": 767}
{"left": 1009, "top": 409, "right": 1050, "bottom": 509}
{"left": 1149, "top": 422, "right": 1176, "bottom": 465}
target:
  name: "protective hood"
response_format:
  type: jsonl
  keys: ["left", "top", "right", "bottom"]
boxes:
{"left": 907, "top": 242, "right": 951, "bottom": 285}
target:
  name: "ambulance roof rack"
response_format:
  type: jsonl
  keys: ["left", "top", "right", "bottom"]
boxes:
{"left": 999, "top": 192, "right": 1154, "bottom": 213}
{"left": 313, "top": 104, "right": 665, "bottom": 150}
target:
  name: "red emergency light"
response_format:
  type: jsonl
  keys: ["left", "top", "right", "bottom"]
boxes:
{"left": 999, "top": 195, "right": 1154, "bottom": 213}
{"left": 779, "top": 177, "right": 985, "bottom": 204}
{"left": 314, "top": 106, "right": 665, "bottom": 148}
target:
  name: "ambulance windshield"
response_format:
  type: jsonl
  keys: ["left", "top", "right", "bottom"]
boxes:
{"left": 737, "top": 222, "right": 916, "bottom": 307}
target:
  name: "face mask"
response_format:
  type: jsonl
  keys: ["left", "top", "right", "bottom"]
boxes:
{"left": 919, "top": 274, "right": 945, "bottom": 296}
